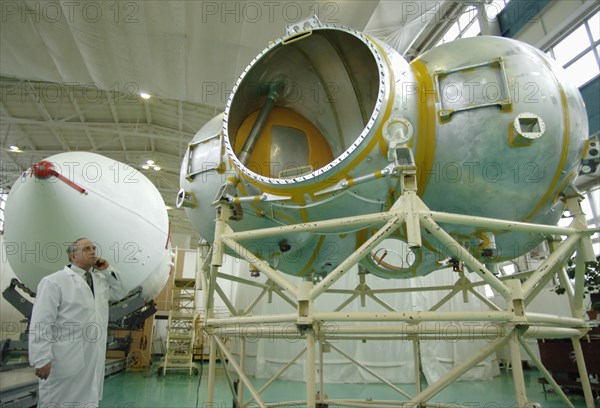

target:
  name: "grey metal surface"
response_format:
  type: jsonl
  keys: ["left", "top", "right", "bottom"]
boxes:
{"left": 179, "top": 26, "right": 587, "bottom": 279}
{"left": 0, "top": 359, "right": 127, "bottom": 408}
{"left": 0, "top": 367, "right": 38, "bottom": 408}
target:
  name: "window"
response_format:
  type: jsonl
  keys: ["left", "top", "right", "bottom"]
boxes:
{"left": 553, "top": 25, "right": 590, "bottom": 65}
{"left": 565, "top": 52, "right": 600, "bottom": 88}
{"left": 485, "top": 0, "right": 511, "bottom": 21}
{"left": 462, "top": 20, "right": 481, "bottom": 39}
{"left": 548, "top": 11, "right": 600, "bottom": 88}
{"left": 436, "top": 6, "right": 482, "bottom": 46}
{"left": 500, "top": 262, "right": 517, "bottom": 275}
{"left": 587, "top": 188, "right": 600, "bottom": 256}
{"left": 558, "top": 187, "right": 600, "bottom": 255}
{"left": 589, "top": 12, "right": 599, "bottom": 41}
{"left": 440, "top": 23, "right": 460, "bottom": 45}
{"left": 485, "top": 189, "right": 599, "bottom": 298}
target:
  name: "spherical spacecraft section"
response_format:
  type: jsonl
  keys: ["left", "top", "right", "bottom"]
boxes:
{"left": 178, "top": 114, "right": 229, "bottom": 243}
{"left": 179, "top": 114, "right": 318, "bottom": 266}
{"left": 412, "top": 36, "right": 587, "bottom": 261}
{"left": 3, "top": 152, "right": 172, "bottom": 300}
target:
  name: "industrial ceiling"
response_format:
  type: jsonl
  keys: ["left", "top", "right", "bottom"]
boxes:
{"left": 1, "top": 1, "right": 471, "bottom": 242}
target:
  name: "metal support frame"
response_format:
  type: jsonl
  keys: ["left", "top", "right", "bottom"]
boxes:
{"left": 161, "top": 249, "right": 199, "bottom": 375}
{"left": 202, "top": 172, "right": 598, "bottom": 407}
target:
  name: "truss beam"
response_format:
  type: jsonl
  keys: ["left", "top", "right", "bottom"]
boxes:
{"left": 201, "top": 177, "right": 597, "bottom": 407}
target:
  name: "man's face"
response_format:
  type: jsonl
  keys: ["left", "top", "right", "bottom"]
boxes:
{"left": 71, "top": 239, "right": 97, "bottom": 270}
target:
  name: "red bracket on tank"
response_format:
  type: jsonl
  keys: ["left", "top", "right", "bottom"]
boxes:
{"left": 31, "top": 161, "right": 87, "bottom": 194}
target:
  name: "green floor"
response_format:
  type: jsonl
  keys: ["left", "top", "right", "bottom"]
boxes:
{"left": 99, "top": 362, "right": 593, "bottom": 407}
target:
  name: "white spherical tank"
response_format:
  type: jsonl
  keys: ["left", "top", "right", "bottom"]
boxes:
{"left": 4, "top": 152, "right": 172, "bottom": 299}
{"left": 179, "top": 26, "right": 587, "bottom": 279}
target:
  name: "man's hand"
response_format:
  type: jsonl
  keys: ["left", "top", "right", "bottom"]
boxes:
{"left": 35, "top": 362, "right": 51, "bottom": 380}
{"left": 94, "top": 257, "right": 109, "bottom": 271}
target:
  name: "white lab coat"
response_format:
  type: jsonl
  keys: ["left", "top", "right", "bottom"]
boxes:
{"left": 29, "top": 265, "right": 128, "bottom": 407}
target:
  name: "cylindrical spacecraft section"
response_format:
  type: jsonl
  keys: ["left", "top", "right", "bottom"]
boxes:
{"left": 4, "top": 152, "right": 172, "bottom": 299}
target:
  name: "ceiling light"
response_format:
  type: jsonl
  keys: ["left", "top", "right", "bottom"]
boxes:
{"left": 140, "top": 160, "right": 161, "bottom": 171}
{"left": 140, "top": 92, "right": 151, "bottom": 99}
{"left": 8, "top": 145, "right": 23, "bottom": 152}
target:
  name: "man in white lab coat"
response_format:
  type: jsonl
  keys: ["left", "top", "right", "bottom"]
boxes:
{"left": 29, "top": 238, "right": 128, "bottom": 407}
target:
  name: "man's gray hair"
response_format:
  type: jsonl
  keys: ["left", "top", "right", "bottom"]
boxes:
{"left": 66, "top": 238, "right": 87, "bottom": 259}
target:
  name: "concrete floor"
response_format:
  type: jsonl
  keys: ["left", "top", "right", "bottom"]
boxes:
{"left": 99, "top": 362, "right": 593, "bottom": 407}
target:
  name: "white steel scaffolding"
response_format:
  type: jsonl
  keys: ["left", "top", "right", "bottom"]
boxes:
{"left": 201, "top": 165, "right": 598, "bottom": 408}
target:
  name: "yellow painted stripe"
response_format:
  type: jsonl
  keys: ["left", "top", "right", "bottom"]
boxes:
{"left": 299, "top": 207, "right": 309, "bottom": 223}
{"left": 552, "top": 173, "right": 576, "bottom": 205}
{"left": 523, "top": 63, "right": 570, "bottom": 221}
{"left": 410, "top": 60, "right": 437, "bottom": 197}
{"left": 355, "top": 228, "right": 369, "bottom": 251}
{"left": 235, "top": 41, "right": 395, "bottom": 204}
{"left": 271, "top": 210, "right": 298, "bottom": 225}
{"left": 298, "top": 236, "right": 326, "bottom": 276}
{"left": 236, "top": 180, "right": 263, "bottom": 214}
{"left": 581, "top": 139, "right": 591, "bottom": 161}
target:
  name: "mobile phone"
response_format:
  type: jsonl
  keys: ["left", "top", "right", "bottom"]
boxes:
{"left": 95, "top": 260, "right": 102, "bottom": 267}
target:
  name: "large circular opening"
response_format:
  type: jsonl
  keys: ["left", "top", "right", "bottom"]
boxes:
{"left": 224, "top": 27, "right": 383, "bottom": 183}
{"left": 370, "top": 238, "right": 417, "bottom": 272}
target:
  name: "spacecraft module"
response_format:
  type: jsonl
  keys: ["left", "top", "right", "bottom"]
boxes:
{"left": 179, "top": 24, "right": 588, "bottom": 279}
{"left": 3, "top": 152, "right": 172, "bottom": 299}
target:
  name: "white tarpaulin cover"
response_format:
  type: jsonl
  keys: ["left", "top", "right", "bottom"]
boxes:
{"left": 0, "top": 1, "right": 383, "bottom": 106}
{"left": 224, "top": 255, "right": 499, "bottom": 384}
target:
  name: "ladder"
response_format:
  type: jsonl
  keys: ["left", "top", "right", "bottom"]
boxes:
{"left": 160, "top": 250, "right": 199, "bottom": 375}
